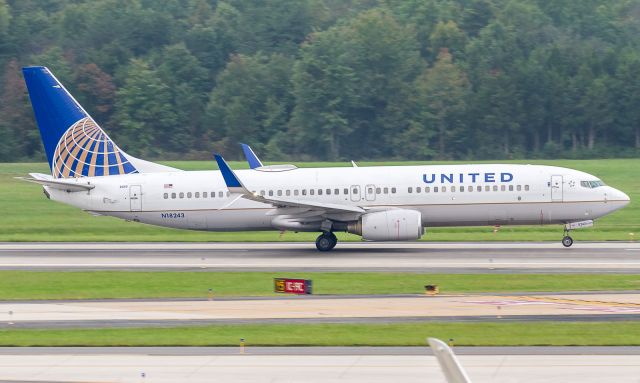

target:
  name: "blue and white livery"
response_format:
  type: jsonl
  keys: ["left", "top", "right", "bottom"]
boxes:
{"left": 19, "top": 67, "right": 630, "bottom": 251}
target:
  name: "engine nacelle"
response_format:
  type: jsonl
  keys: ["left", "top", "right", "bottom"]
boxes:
{"left": 347, "top": 209, "right": 423, "bottom": 241}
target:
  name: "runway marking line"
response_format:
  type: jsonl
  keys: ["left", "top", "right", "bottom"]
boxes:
{"left": 517, "top": 296, "right": 640, "bottom": 308}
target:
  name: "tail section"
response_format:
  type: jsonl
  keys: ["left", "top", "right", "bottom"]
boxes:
{"left": 23, "top": 66, "right": 177, "bottom": 178}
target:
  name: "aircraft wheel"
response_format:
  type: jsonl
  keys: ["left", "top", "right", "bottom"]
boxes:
{"left": 316, "top": 232, "right": 337, "bottom": 251}
{"left": 562, "top": 235, "right": 573, "bottom": 247}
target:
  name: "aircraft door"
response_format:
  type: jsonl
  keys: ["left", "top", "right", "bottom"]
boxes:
{"left": 551, "top": 175, "right": 563, "bottom": 202}
{"left": 365, "top": 184, "right": 376, "bottom": 201}
{"left": 350, "top": 185, "right": 361, "bottom": 202}
{"left": 130, "top": 185, "right": 142, "bottom": 211}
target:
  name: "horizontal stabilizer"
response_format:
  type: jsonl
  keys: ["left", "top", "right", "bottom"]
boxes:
{"left": 16, "top": 173, "right": 95, "bottom": 192}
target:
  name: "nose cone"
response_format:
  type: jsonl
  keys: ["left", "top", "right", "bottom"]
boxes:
{"left": 619, "top": 189, "right": 631, "bottom": 206}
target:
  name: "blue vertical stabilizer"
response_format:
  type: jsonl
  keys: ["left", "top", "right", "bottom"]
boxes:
{"left": 22, "top": 66, "right": 138, "bottom": 178}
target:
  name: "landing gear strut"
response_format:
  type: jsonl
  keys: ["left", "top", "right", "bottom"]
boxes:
{"left": 562, "top": 228, "right": 573, "bottom": 248}
{"left": 316, "top": 232, "right": 337, "bottom": 251}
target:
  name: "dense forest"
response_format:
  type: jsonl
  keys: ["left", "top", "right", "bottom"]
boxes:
{"left": 0, "top": 0, "right": 639, "bottom": 162}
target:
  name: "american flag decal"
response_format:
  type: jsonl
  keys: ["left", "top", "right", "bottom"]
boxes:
{"left": 164, "top": 184, "right": 173, "bottom": 189}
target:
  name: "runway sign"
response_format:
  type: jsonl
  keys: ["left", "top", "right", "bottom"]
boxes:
{"left": 274, "top": 278, "right": 313, "bottom": 294}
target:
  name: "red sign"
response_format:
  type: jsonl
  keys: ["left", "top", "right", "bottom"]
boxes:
{"left": 274, "top": 278, "right": 313, "bottom": 294}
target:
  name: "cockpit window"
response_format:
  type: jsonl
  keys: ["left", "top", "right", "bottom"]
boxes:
{"left": 580, "top": 180, "right": 606, "bottom": 188}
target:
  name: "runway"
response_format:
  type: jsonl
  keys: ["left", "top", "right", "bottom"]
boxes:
{"left": 2, "top": 293, "right": 640, "bottom": 328}
{"left": 1, "top": 351, "right": 640, "bottom": 382}
{"left": 1, "top": 241, "right": 640, "bottom": 272}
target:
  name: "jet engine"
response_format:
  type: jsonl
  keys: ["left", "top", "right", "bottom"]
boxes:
{"left": 347, "top": 209, "right": 423, "bottom": 241}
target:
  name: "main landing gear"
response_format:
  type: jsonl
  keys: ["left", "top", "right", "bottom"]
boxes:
{"left": 562, "top": 228, "right": 573, "bottom": 248}
{"left": 316, "top": 232, "right": 337, "bottom": 251}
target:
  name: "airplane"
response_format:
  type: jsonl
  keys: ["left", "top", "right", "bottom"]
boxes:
{"left": 19, "top": 66, "right": 630, "bottom": 251}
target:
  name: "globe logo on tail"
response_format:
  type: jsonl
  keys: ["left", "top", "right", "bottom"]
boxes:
{"left": 51, "top": 117, "right": 137, "bottom": 178}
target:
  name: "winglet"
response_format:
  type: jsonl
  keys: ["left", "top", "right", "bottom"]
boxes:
{"left": 214, "top": 154, "right": 248, "bottom": 193}
{"left": 427, "top": 338, "right": 472, "bottom": 383}
{"left": 240, "top": 143, "right": 264, "bottom": 169}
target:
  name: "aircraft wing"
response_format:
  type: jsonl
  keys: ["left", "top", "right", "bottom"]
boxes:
{"left": 214, "top": 154, "right": 365, "bottom": 214}
{"left": 17, "top": 173, "right": 95, "bottom": 192}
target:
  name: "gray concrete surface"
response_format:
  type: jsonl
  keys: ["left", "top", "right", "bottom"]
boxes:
{"left": 1, "top": 352, "right": 640, "bottom": 382}
{"left": 1, "top": 242, "right": 639, "bottom": 273}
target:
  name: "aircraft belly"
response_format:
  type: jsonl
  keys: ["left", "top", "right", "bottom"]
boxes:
{"left": 420, "top": 201, "right": 600, "bottom": 227}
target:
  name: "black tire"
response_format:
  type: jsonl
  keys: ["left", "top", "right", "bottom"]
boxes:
{"left": 316, "top": 232, "right": 337, "bottom": 251}
{"left": 562, "top": 235, "right": 573, "bottom": 247}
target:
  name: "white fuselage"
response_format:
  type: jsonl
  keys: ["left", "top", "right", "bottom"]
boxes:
{"left": 46, "top": 164, "right": 629, "bottom": 233}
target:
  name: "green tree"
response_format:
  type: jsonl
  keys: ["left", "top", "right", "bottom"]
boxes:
{"left": 205, "top": 53, "right": 294, "bottom": 158}
{"left": 429, "top": 21, "right": 467, "bottom": 60}
{"left": 290, "top": 9, "right": 421, "bottom": 160}
{"left": 413, "top": 49, "right": 470, "bottom": 159}
{"left": 114, "top": 59, "right": 177, "bottom": 157}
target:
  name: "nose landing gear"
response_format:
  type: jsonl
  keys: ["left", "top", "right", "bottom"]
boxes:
{"left": 562, "top": 227, "right": 573, "bottom": 247}
{"left": 316, "top": 232, "right": 337, "bottom": 251}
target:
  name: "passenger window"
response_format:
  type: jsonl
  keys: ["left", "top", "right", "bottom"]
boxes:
{"left": 226, "top": 191, "right": 230, "bottom": 197}
{"left": 493, "top": 185, "right": 498, "bottom": 192}
{"left": 310, "top": 189, "right": 315, "bottom": 195}
{"left": 452, "top": 186, "right": 457, "bottom": 192}
{"left": 501, "top": 185, "right": 506, "bottom": 191}
{"left": 434, "top": 187, "right": 439, "bottom": 193}
{"left": 203, "top": 191, "right": 207, "bottom": 198}
{"left": 195, "top": 192, "right": 200, "bottom": 198}
{"left": 391, "top": 187, "right": 396, "bottom": 194}
{"left": 269, "top": 190, "right": 274, "bottom": 196}
{"left": 468, "top": 186, "right": 473, "bottom": 192}
{"left": 416, "top": 187, "right": 421, "bottom": 193}
{"left": 276, "top": 190, "right": 282, "bottom": 196}
{"left": 352, "top": 188, "right": 358, "bottom": 194}
{"left": 517, "top": 185, "right": 521, "bottom": 191}
{"left": 408, "top": 187, "right": 413, "bottom": 193}
{"left": 317, "top": 189, "right": 322, "bottom": 195}
{"left": 302, "top": 189, "right": 307, "bottom": 196}
{"left": 334, "top": 188, "right": 339, "bottom": 195}
{"left": 383, "top": 187, "right": 388, "bottom": 194}
{"left": 179, "top": 192, "right": 184, "bottom": 199}
{"left": 485, "top": 186, "right": 490, "bottom": 192}
{"left": 211, "top": 192, "right": 215, "bottom": 198}
{"left": 525, "top": 185, "right": 530, "bottom": 191}
{"left": 425, "top": 186, "right": 430, "bottom": 193}
{"left": 477, "top": 186, "right": 482, "bottom": 192}
{"left": 286, "top": 190, "right": 291, "bottom": 196}
{"left": 326, "top": 189, "right": 331, "bottom": 195}
{"left": 260, "top": 190, "right": 265, "bottom": 196}
{"left": 219, "top": 191, "right": 224, "bottom": 198}
{"left": 369, "top": 187, "right": 374, "bottom": 194}
{"left": 442, "top": 186, "right": 447, "bottom": 192}
{"left": 294, "top": 190, "right": 299, "bottom": 196}
{"left": 509, "top": 185, "right": 514, "bottom": 191}
{"left": 163, "top": 193, "right": 168, "bottom": 199}
{"left": 344, "top": 188, "right": 349, "bottom": 194}
{"left": 187, "top": 192, "right": 192, "bottom": 198}
{"left": 375, "top": 187, "right": 381, "bottom": 194}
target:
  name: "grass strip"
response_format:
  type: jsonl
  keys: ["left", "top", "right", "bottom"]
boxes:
{"left": 1, "top": 322, "right": 640, "bottom": 346}
{"left": 0, "top": 272, "right": 639, "bottom": 300}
